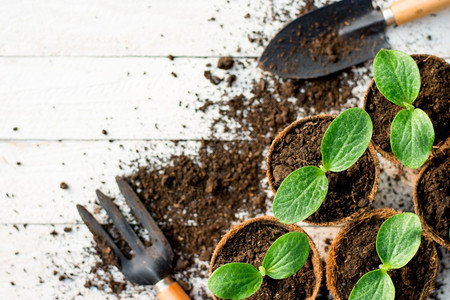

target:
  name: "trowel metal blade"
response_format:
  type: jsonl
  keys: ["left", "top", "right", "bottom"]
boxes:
{"left": 259, "top": 0, "right": 390, "bottom": 79}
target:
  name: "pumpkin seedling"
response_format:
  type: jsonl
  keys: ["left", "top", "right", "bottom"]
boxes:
{"left": 373, "top": 49, "right": 434, "bottom": 169}
{"left": 349, "top": 213, "right": 422, "bottom": 300}
{"left": 208, "top": 231, "right": 309, "bottom": 299}
{"left": 273, "top": 107, "right": 372, "bottom": 224}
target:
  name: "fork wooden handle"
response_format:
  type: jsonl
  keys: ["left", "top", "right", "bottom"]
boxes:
{"left": 156, "top": 277, "right": 190, "bottom": 300}
{"left": 390, "top": 0, "right": 450, "bottom": 24}
{"left": 157, "top": 282, "right": 190, "bottom": 300}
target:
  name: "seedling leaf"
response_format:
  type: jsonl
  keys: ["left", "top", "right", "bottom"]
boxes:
{"left": 349, "top": 269, "right": 395, "bottom": 300}
{"left": 273, "top": 166, "right": 328, "bottom": 224}
{"left": 376, "top": 213, "right": 422, "bottom": 270}
{"left": 208, "top": 263, "right": 263, "bottom": 299}
{"left": 391, "top": 108, "right": 434, "bottom": 169}
{"left": 321, "top": 108, "right": 372, "bottom": 172}
{"left": 262, "top": 232, "right": 310, "bottom": 279}
{"left": 373, "top": 49, "right": 421, "bottom": 106}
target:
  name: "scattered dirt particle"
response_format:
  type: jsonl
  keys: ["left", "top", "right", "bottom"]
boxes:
{"left": 226, "top": 74, "right": 237, "bottom": 87}
{"left": 217, "top": 56, "right": 234, "bottom": 70}
{"left": 60, "top": 182, "right": 69, "bottom": 190}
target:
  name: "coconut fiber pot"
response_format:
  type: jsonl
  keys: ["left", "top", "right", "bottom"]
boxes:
{"left": 267, "top": 114, "right": 379, "bottom": 226}
{"left": 414, "top": 148, "right": 450, "bottom": 250}
{"left": 326, "top": 208, "right": 438, "bottom": 300}
{"left": 363, "top": 54, "right": 450, "bottom": 164}
{"left": 209, "top": 216, "right": 322, "bottom": 300}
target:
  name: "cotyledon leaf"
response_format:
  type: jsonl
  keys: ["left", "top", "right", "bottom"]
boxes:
{"left": 373, "top": 49, "right": 421, "bottom": 107}
{"left": 262, "top": 232, "right": 310, "bottom": 279}
{"left": 321, "top": 107, "right": 372, "bottom": 172}
{"left": 208, "top": 263, "right": 263, "bottom": 299}
{"left": 273, "top": 166, "right": 328, "bottom": 224}
{"left": 349, "top": 269, "right": 395, "bottom": 300}
{"left": 390, "top": 108, "right": 434, "bottom": 169}
{"left": 376, "top": 213, "right": 422, "bottom": 270}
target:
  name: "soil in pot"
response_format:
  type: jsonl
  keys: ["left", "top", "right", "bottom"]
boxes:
{"left": 364, "top": 54, "right": 450, "bottom": 162}
{"left": 210, "top": 217, "right": 321, "bottom": 300}
{"left": 415, "top": 151, "right": 450, "bottom": 250}
{"left": 326, "top": 208, "right": 438, "bottom": 300}
{"left": 267, "top": 115, "right": 379, "bottom": 225}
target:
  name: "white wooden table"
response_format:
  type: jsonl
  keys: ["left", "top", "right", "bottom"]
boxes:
{"left": 0, "top": 0, "right": 449, "bottom": 299}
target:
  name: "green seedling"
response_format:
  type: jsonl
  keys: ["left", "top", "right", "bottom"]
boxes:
{"left": 349, "top": 213, "right": 422, "bottom": 300}
{"left": 373, "top": 49, "right": 434, "bottom": 169}
{"left": 208, "top": 231, "right": 309, "bottom": 299}
{"left": 273, "top": 107, "right": 372, "bottom": 224}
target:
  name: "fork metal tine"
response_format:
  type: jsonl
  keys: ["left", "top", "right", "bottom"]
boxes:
{"left": 116, "top": 177, "right": 174, "bottom": 260}
{"left": 76, "top": 204, "right": 126, "bottom": 263}
{"left": 96, "top": 190, "right": 145, "bottom": 252}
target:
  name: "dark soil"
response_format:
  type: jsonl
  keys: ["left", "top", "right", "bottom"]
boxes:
{"left": 261, "top": 1, "right": 368, "bottom": 77}
{"left": 365, "top": 55, "right": 450, "bottom": 154}
{"left": 126, "top": 140, "right": 267, "bottom": 270}
{"left": 416, "top": 153, "right": 450, "bottom": 242}
{"left": 212, "top": 220, "right": 316, "bottom": 299}
{"left": 330, "top": 211, "right": 437, "bottom": 300}
{"left": 268, "top": 116, "right": 376, "bottom": 224}
{"left": 217, "top": 56, "right": 234, "bottom": 70}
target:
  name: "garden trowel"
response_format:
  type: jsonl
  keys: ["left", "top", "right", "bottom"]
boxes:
{"left": 259, "top": 0, "right": 450, "bottom": 79}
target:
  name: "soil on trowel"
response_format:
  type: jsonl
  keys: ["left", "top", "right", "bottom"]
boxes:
{"left": 365, "top": 55, "right": 450, "bottom": 154}
{"left": 329, "top": 211, "right": 437, "bottom": 300}
{"left": 212, "top": 221, "right": 317, "bottom": 300}
{"left": 268, "top": 116, "right": 376, "bottom": 224}
{"left": 416, "top": 154, "right": 450, "bottom": 243}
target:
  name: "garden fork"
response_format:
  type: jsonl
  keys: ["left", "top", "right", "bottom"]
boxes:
{"left": 77, "top": 177, "right": 190, "bottom": 299}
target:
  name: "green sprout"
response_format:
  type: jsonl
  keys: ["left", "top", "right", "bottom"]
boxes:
{"left": 208, "top": 232, "right": 309, "bottom": 299}
{"left": 373, "top": 49, "right": 434, "bottom": 169}
{"left": 349, "top": 213, "right": 422, "bottom": 300}
{"left": 273, "top": 107, "right": 372, "bottom": 224}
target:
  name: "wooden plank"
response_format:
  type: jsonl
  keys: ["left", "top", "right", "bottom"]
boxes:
{"left": 0, "top": 140, "right": 200, "bottom": 224}
{"left": 0, "top": 57, "right": 257, "bottom": 140}
{"left": 0, "top": 139, "right": 422, "bottom": 225}
{"left": 0, "top": 0, "right": 448, "bottom": 57}
{"left": 0, "top": 223, "right": 344, "bottom": 299}
{"left": 1, "top": 224, "right": 449, "bottom": 299}
{"left": 1, "top": 56, "right": 448, "bottom": 141}
{"left": 0, "top": 224, "right": 157, "bottom": 299}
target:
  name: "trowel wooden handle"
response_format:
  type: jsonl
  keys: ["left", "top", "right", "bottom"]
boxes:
{"left": 390, "top": 0, "right": 450, "bottom": 24}
{"left": 157, "top": 281, "right": 190, "bottom": 300}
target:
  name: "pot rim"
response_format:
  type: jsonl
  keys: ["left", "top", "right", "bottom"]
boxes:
{"left": 266, "top": 114, "right": 380, "bottom": 226}
{"left": 209, "top": 216, "right": 322, "bottom": 300}
{"left": 413, "top": 150, "right": 450, "bottom": 250}
{"left": 362, "top": 54, "right": 450, "bottom": 164}
{"left": 326, "top": 208, "right": 438, "bottom": 300}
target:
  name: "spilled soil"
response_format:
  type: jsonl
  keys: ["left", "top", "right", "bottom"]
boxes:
{"left": 79, "top": 0, "right": 375, "bottom": 298}
{"left": 83, "top": 57, "right": 367, "bottom": 297}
